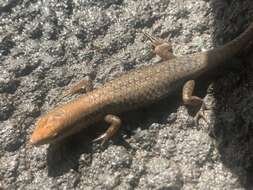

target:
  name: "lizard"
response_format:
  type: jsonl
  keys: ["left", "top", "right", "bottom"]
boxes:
{"left": 30, "top": 22, "right": 253, "bottom": 146}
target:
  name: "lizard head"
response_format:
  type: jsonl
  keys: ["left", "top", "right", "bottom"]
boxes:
{"left": 30, "top": 109, "right": 67, "bottom": 146}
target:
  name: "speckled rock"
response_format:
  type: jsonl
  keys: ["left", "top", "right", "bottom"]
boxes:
{"left": 1, "top": 0, "right": 253, "bottom": 189}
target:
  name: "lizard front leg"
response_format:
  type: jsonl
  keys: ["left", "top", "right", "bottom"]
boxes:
{"left": 182, "top": 80, "right": 207, "bottom": 123}
{"left": 60, "top": 77, "right": 93, "bottom": 99}
{"left": 93, "top": 114, "right": 121, "bottom": 146}
{"left": 143, "top": 32, "right": 175, "bottom": 61}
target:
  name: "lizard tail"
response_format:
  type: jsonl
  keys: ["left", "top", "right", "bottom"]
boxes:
{"left": 207, "top": 22, "right": 253, "bottom": 66}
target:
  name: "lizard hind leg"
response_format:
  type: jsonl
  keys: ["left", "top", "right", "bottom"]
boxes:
{"left": 143, "top": 32, "right": 175, "bottom": 61}
{"left": 93, "top": 114, "right": 121, "bottom": 146}
{"left": 182, "top": 80, "right": 207, "bottom": 124}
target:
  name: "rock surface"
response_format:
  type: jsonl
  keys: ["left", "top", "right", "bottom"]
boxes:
{"left": 1, "top": 0, "right": 253, "bottom": 189}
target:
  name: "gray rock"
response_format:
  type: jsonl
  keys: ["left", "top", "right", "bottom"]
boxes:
{"left": 0, "top": 0, "right": 253, "bottom": 189}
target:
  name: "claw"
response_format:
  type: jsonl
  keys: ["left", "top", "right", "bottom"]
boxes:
{"left": 60, "top": 78, "right": 93, "bottom": 101}
{"left": 143, "top": 32, "right": 163, "bottom": 47}
{"left": 92, "top": 114, "right": 121, "bottom": 146}
{"left": 194, "top": 110, "right": 207, "bottom": 124}
{"left": 92, "top": 133, "right": 108, "bottom": 146}
{"left": 143, "top": 32, "right": 174, "bottom": 61}
{"left": 194, "top": 103, "right": 208, "bottom": 125}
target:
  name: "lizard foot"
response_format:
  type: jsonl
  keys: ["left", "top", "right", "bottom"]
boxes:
{"left": 182, "top": 80, "right": 209, "bottom": 125}
{"left": 143, "top": 32, "right": 175, "bottom": 61}
{"left": 193, "top": 102, "right": 208, "bottom": 125}
{"left": 61, "top": 77, "right": 93, "bottom": 99}
{"left": 93, "top": 114, "right": 121, "bottom": 146}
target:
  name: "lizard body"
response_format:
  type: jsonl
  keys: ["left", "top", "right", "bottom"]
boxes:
{"left": 30, "top": 22, "right": 253, "bottom": 146}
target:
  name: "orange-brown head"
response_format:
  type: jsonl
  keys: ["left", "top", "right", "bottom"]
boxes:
{"left": 30, "top": 109, "right": 68, "bottom": 146}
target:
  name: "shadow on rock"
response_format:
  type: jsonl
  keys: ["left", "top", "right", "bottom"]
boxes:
{"left": 210, "top": 0, "right": 253, "bottom": 188}
{"left": 47, "top": 129, "right": 93, "bottom": 177}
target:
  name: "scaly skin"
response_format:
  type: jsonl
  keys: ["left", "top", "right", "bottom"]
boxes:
{"left": 30, "top": 22, "right": 253, "bottom": 145}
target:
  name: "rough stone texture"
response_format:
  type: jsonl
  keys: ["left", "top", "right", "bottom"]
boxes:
{"left": 1, "top": 0, "right": 253, "bottom": 189}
